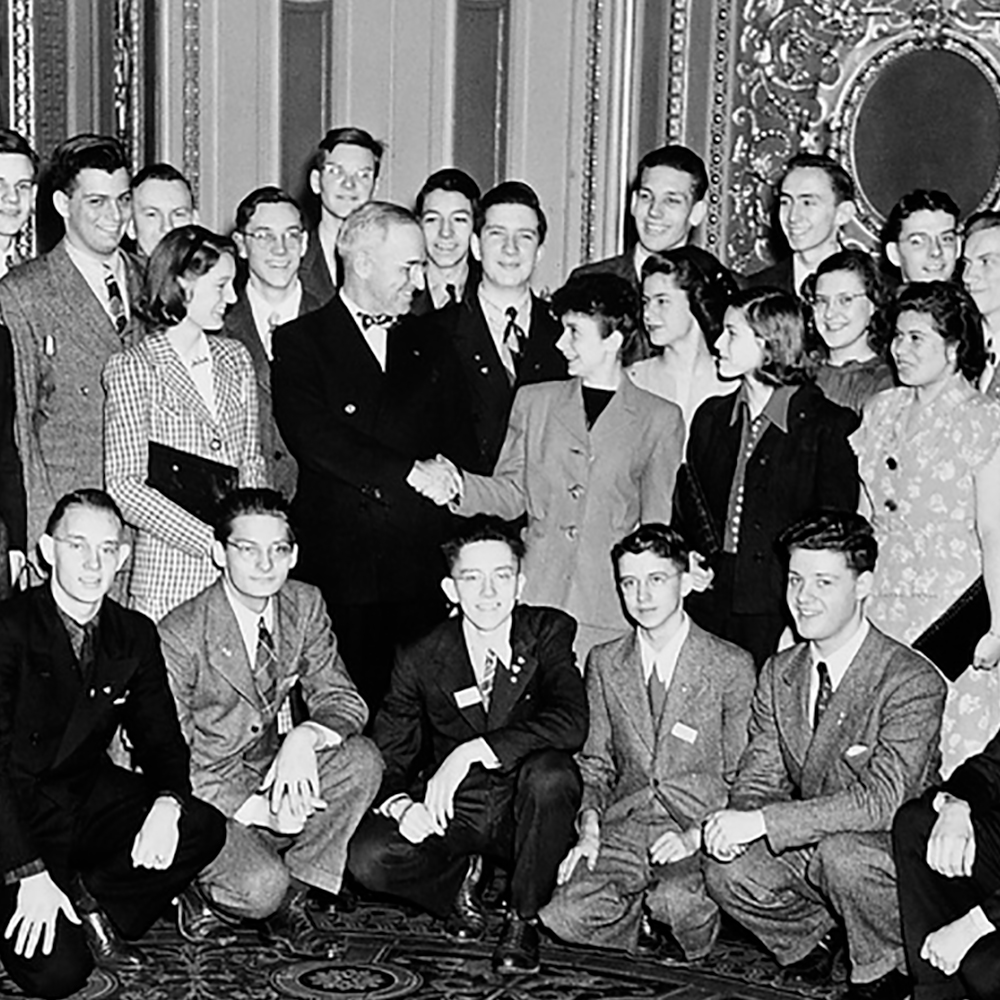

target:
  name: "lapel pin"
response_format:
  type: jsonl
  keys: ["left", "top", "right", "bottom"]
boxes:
{"left": 102, "top": 685, "right": 111, "bottom": 695}
{"left": 345, "top": 403, "right": 357, "bottom": 414}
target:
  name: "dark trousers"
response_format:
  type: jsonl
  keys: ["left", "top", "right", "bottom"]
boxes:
{"left": 348, "top": 750, "right": 582, "bottom": 919}
{"left": 0, "top": 766, "right": 225, "bottom": 999}
{"left": 894, "top": 794, "right": 1000, "bottom": 1000}
{"left": 324, "top": 598, "right": 448, "bottom": 722}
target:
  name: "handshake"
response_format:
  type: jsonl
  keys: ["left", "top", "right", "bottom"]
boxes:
{"left": 407, "top": 454, "right": 463, "bottom": 506}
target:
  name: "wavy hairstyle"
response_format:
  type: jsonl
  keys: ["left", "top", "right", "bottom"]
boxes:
{"left": 144, "top": 224, "right": 236, "bottom": 329}
{"left": 550, "top": 272, "right": 640, "bottom": 366}
{"left": 727, "top": 286, "right": 816, "bottom": 386}
{"left": 888, "top": 281, "right": 986, "bottom": 383}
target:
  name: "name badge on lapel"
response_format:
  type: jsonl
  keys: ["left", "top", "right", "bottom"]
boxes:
{"left": 671, "top": 721, "right": 698, "bottom": 744}
{"left": 454, "top": 685, "right": 483, "bottom": 709}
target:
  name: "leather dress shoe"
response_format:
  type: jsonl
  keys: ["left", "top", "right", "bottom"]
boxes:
{"left": 80, "top": 908, "right": 146, "bottom": 970}
{"left": 493, "top": 915, "right": 541, "bottom": 975}
{"left": 176, "top": 884, "right": 239, "bottom": 946}
{"left": 780, "top": 928, "right": 843, "bottom": 987}
{"left": 260, "top": 889, "right": 341, "bottom": 958}
{"left": 444, "top": 854, "right": 486, "bottom": 942}
{"left": 844, "top": 968, "right": 911, "bottom": 1000}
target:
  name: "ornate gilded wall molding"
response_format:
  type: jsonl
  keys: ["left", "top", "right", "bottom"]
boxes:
{"left": 706, "top": 0, "right": 733, "bottom": 258}
{"left": 723, "top": 0, "right": 1000, "bottom": 270}
{"left": 112, "top": 0, "right": 144, "bottom": 170}
{"left": 579, "top": 0, "right": 602, "bottom": 263}
{"left": 182, "top": 0, "right": 201, "bottom": 202}
{"left": 665, "top": 0, "right": 690, "bottom": 143}
{"left": 9, "top": 0, "right": 33, "bottom": 258}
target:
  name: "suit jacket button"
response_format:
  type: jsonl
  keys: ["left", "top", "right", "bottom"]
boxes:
{"left": 345, "top": 403, "right": 357, "bottom": 414}
{"left": 29, "top": 732, "right": 39, "bottom": 745}
{"left": 884, "top": 499, "right": 898, "bottom": 512}
{"left": 210, "top": 437, "right": 222, "bottom": 451}
{"left": 566, "top": 526, "right": 578, "bottom": 540}
{"left": 80, "top": 385, "right": 90, "bottom": 396}
{"left": 250, "top": 724, "right": 260, "bottom": 734}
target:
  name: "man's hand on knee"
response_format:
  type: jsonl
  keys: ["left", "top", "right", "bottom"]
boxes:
{"left": 921, "top": 906, "right": 995, "bottom": 975}
{"left": 423, "top": 738, "right": 498, "bottom": 830}
{"left": 928, "top": 793, "right": 975, "bottom": 878}
{"left": 262, "top": 726, "right": 328, "bottom": 822}
{"left": 702, "top": 809, "right": 765, "bottom": 861}
{"left": 557, "top": 809, "right": 600, "bottom": 885}
{"left": 650, "top": 825, "right": 701, "bottom": 865}
{"left": 4, "top": 871, "right": 80, "bottom": 958}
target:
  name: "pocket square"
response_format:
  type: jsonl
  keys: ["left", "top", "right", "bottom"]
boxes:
{"left": 845, "top": 744, "right": 869, "bottom": 757}
{"left": 113, "top": 697, "right": 127, "bottom": 706}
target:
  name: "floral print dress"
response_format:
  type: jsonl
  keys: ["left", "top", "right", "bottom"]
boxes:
{"left": 852, "top": 373, "right": 1000, "bottom": 777}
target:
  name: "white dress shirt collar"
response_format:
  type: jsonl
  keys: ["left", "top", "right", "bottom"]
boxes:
{"left": 341, "top": 290, "right": 388, "bottom": 371}
{"left": 63, "top": 241, "right": 130, "bottom": 322}
{"left": 637, "top": 612, "right": 690, "bottom": 691}
{"left": 222, "top": 576, "right": 274, "bottom": 666}
{"left": 809, "top": 616, "right": 870, "bottom": 713}
{"left": 246, "top": 279, "right": 302, "bottom": 360}
{"left": 462, "top": 616, "right": 513, "bottom": 690}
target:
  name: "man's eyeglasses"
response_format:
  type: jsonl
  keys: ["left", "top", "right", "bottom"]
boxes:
{"left": 321, "top": 162, "right": 375, "bottom": 186}
{"left": 225, "top": 540, "right": 295, "bottom": 563}
{"left": 242, "top": 229, "right": 305, "bottom": 251}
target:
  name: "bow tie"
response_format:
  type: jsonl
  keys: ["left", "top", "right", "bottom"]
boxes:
{"left": 358, "top": 312, "right": 395, "bottom": 330}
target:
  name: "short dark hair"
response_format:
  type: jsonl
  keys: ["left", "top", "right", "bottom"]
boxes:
{"left": 475, "top": 180, "right": 548, "bottom": 245}
{"left": 803, "top": 248, "right": 890, "bottom": 358}
{"left": 131, "top": 162, "right": 193, "bottom": 199}
{"left": 415, "top": 168, "right": 481, "bottom": 218}
{"left": 214, "top": 488, "right": 295, "bottom": 544}
{"left": 727, "top": 286, "right": 816, "bottom": 386}
{"left": 612, "top": 522, "right": 690, "bottom": 576}
{"left": 635, "top": 145, "right": 709, "bottom": 203}
{"left": 441, "top": 516, "right": 526, "bottom": 573}
{"left": 777, "top": 509, "right": 878, "bottom": 575}
{"left": 45, "top": 488, "right": 125, "bottom": 537}
{"left": 235, "top": 186, "right": 303, "bottom": 232}
{"left": 640, "top": 247, "right": 737, "bottom": 348}
{"left": 889, "top": 280, "right": 986, "bottom": 382}
{"left": 550, "top": 273, "right": 640, "bottom": 365}
{"left": 49, "top": 133, "right": 129, "bottom": 195}
{"left": 0, "top": 128, "right": 38, "bottom": 175}
{"left": 882, "top": 189, "right": 961, "bottom": 245}
{"left": 144, "top": 224, "right": 236, "bottom": 329}
{"left": 780, "top": 152, "right": 855, "bottom": 205}
{"left": 312, "top": 126, "right": 385, "bottom": 178}
{"left": 963, "top": 210, "right": 1000, "bottom": 242}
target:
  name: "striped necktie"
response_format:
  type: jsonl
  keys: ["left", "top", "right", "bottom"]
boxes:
{"left": 813, "top": 661, "right": 833, "bottom": 730}
{"left": 104, "top": 266, "right": 128, "bottom": 339}
{"left": 256, "top": 616, "right": 293, "bottom": 733}
{"left": 481, "top": 647, "right": 499, "bottom": 711}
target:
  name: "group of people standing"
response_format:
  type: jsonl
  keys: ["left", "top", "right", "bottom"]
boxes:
{"left": 0, "top": 119, "right": 999, "bottom": 1000}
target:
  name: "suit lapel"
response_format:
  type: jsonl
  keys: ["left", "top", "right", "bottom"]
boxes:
{"left": 211, "top": 336, "right": 242, "bottom": 427}
{"left": 144, "top": 332, "right": 218, "bottom": 426}
{"left": 204, "top": 582, "right": 262, "bottom": 710}
{"left": 589, "top": 376, "right": 639, "bottom": 450}
{"left": 225, "top": 297, "right": 270, "bottom": 391}
{"left": 775, "top": 645, "right": 813, "bottom": 774}
{"left": 49, "top": 242, "right": 124, "bottom": 354}
{"left": 608, "top": 631, "right": 655, "bottom": 755}
{"left": 551, "top": 378, "right": 589, "bottom": 447}
{"left": 453, "top": 300, "right": 509, "bottom": 406}
{"left": 487, "top": 610, "right": 539, "bottom": 727}
{"left": 432, "top": 618, "right": 488, "bottom": 734}
{"left": 656, "top": 626, "right": 709, "bottom": 746}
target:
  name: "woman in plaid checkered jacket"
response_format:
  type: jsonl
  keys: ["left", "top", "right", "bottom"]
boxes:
{"left": 103, "top": 225, "right": 266, "bottom": 621}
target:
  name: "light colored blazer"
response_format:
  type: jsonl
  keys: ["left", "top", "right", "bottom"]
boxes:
{"left": 730, "top": 624, "right": 947, "bottom": 853}
{"left": 579, "top": 622, "right": 755, "bottom": 831}
{"left": 456, "top": 377, "right": 684, "bottom": 633}
{"left": 159, "top": 577, "right": 369, "bottom": 817}
{"left": 0, "top": 240, "right": 145, "bottom": 547}
{"left": 103, "top": 331, "right": 266, "bottom": 621}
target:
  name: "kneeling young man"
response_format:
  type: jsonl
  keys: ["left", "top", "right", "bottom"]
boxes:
{"left": 540, "top": 523, "right": 755, "bottom": 961}
{"left": 0, "top": 490, "right": 225, "bottom": 999}
{"left": 348, "top": 518, "right": 587, "bottom": 974}
{"left": 158, "top": 489, "right": 382, "bottom": 955}
{"left": 703, "top": 511, "right": 946, "bottom": 1000}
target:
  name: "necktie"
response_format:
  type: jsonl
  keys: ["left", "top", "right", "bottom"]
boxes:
{"left": 446, "top": 283, "right": 458, "bottom": 305}
{"left": 78, "top": 620, "right": 98, "bottom": 681}
{"left": 104, "top": 266, "right": 128, "bottom": 339}
{"left": 648, "top": 666, "right": 667, "bottom": 722}
{"left": 359, "top": 311, "right": 394, "bottom": 330}
{"left": 256, "top": 616, "right": 291, "bottom": 731}
{"left": 503, "top": 306, "right": 525, "bottom": 369}
{"left": 267, "top": 312, "right": 281, "bottom": 333}
{"left": 481, "top": 647, "right": 499, "bottom": 711}
{"left": 813, "top": 661, "right": 833, "bottom": 730}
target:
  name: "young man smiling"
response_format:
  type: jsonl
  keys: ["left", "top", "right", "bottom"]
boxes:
{"left": 158, "top": 488, "right": 381, "bottom": 956}
{"left": 540, "top": 524, "right": 754, "bottom": 964}
{"left": 0, "top": 490, "right": 224, "bottom": 998}
{"left": 703, "top": 510, "right": 946, "bottom": 1000}
{"left": 883, "top": 189, "right": 961, "bottom": 286}
{"left": 349, "top": 518, "right": 587, "bottom": 975}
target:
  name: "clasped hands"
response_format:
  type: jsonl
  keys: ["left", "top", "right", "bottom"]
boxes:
{"left": 259, "top": 725, "right": 328, "bottom": 833}
{"left": 407, "top": 455, "right": 462, "bottom": 506}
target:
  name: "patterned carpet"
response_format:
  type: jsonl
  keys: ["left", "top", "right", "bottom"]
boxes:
{"left": 0, "top": 894, "right": 849, "bottom": 1000}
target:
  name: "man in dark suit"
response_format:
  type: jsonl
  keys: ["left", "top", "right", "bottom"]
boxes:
{"left": 570, "top": 144, "right": 731, "bottom": 295}
{"left": 882, "top": 189, "right": 961, "bottom": 287}
{"left": 159, "top": 489, "right": 382, "bottom": 955}
{"left": 299, "top": 126, "right": 383, "bottom": 307}
{"left": 893, "top": 722, "right": 1000, "bottom": 1000}
{"left": 745, "top": 152, "right": 856, "bottom": 296}
{"left": 541, "top": 523, "right": 755, "bottom": 962}
{"left": 348, "top": 518, "right": 587, "bottom": 974}
{"left": 0, "top": 489, "right": 225, "bottom": 999}
{"left": 0, "top": 134, "right": 144, "bottom": 575}
{"left": 961, "top": 211, "right": 1000, "bottom": 401}
{"left": 424, "top": 180, "right": 566, "bottom": 473}
{"left": 271, "top": 200, "right": 477, "bottom": 717}
{"left": 703, "top": 511, "right": 946, "bottom": 1000}
{"left": 223, "top": 186, "right": 323, "bottom": 498}
{"left": 410, "top": 167, "right": 482, "bottom": 316}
